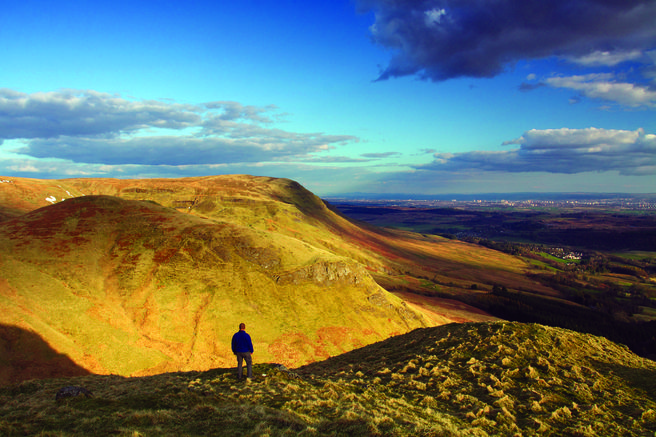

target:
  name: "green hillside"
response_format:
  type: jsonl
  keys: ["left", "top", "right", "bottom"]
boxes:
{"left": 2, "top": 322, "right": 655, "bottom": 436}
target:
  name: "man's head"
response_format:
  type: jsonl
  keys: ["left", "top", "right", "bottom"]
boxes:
{"left": 239, "top": 323, "right": 246, "bottom": 331}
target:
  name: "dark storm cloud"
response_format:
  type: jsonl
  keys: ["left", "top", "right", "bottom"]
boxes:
{"left": 418, "top": 128, "right": 656, "bottom": 175}
{"left": 1, "top": 89, "right": 358, "bottom": 166}
{"left": 357, "top": 0, "right": 656, "bottom": 81}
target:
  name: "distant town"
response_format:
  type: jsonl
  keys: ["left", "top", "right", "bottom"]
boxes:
{"left": 328, "top": 193, "right": 656, "bottom": 260}
{"left": 325, "top": 193, "right": 656, "bottom": 212}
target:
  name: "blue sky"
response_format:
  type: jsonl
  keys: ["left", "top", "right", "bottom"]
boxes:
{"left": 1, "top": 0, "right": 655, "bottom": 195}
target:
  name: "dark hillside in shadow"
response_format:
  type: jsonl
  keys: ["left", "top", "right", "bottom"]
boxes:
{"left": 0, "top": 324, "right": 90, "bottom": 386}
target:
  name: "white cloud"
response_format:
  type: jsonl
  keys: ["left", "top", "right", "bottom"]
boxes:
{"left": 0, "top": 89, "right": 200, "bottom": 139}
{"left": 545, "top": 74, "right": 656, "bottom": 107}
{"left": 9, "top": 163, "right": 39, "bottom": 173}
{"left": 203, "top": 101, "right": 280, "bottom": 123}
{"left": 0, "top": 89, "right": 359, "bottom": 167}
{"left": 517, "top": 127, "right": 643, "bottom": 150}
{"left": 419, "top": 127, "right": 656, "bottom": 175}
{"left": 424, "top": 8, "right": 446, "bottom": 27}
{"left": 566, "top": 50, "right": 644, "bottom": 67}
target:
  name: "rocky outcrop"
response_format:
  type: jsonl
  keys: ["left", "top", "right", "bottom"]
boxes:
{"left": 274, "top": 260, "right": 367, "bottom": 286}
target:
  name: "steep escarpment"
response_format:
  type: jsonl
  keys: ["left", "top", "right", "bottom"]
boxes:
{"left": 0, "top": 195, "right": 426, "bottom": 384}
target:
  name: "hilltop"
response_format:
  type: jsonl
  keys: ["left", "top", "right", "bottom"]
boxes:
{"left": 0, "top": 175, "right": 549, "bottom": 296}
{"left": 1, "top": 322, "right": 655, "bottom": 436}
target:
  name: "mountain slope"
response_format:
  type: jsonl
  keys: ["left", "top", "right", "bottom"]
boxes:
{"left": 0, "top": 195, "right": 426, "bottom": 382}
{"left": 0, "top": 175, "right": 552, "bottom": 298}
{"left": 2, "top": 322, "right": 655, "bottom": 436}
{"left": 0, "top": 174, "right": 561, "bottom": 384}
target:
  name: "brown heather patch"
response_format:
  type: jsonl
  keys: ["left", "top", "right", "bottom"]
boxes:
{"left": 268, "top": 333, "right": 322, "bottom": 368}
{"left": 152, "top": 247, "right": 180, "bottom": 264}
{"left": 317, "top": 326, "right": 366, "bottom": 353}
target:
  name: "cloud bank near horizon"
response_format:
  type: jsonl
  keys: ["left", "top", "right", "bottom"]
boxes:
{"left": 421, "top": 127, "right": 656, "bottom": 176}
{"left": 1, "top": 88, "right": 654, "bottom": 194}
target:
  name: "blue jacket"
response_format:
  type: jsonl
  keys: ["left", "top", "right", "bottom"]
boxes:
{"left": 231, "top": 330, "right": 254, "bottom": 354}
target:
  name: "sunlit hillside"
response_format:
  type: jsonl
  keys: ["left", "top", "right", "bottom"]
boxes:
{"left": 0, "top": 194, "right": 426, "bottom": 383}
{"left": 0, "top": 175, "right": 552, "bottom": 296}
{"left": 0, "top": 175, "right": 559, "bottom": 384}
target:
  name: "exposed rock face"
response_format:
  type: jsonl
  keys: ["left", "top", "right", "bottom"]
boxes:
{"left": 275, "top": 261, "right": 366, "bottom": 286}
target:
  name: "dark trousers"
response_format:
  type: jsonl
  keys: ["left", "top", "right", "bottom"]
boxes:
{"left": 235, "top": 352, "right": 252, "bottom": 379}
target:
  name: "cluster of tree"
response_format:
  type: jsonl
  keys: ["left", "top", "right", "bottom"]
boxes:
{"left": 529, "top": 271, "right": 655, "bottom": 311}
{"left": 458, "top": 237, "right": 527, "bottom": 256}
{"left": 464, "top": 237, "right": 655, "bottom": 280}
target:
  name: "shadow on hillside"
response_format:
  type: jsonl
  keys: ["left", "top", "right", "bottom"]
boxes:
{"left": 591, "top": 358, "right": 656, "bottom": 402}
{"left": 0, "top": 324, "right": 91, "bottom": 387}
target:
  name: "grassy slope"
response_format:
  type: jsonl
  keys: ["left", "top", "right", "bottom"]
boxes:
{"left": 0, "top": 175, "right": 563, "bottom": 384}
{"left": 1, "top": 322, "right": 655, "bottom": 436}
{"left": 0, "top": 195, "right": 426, "bottom": 383}
{"left": 1, "top": 175, "right": 551, "bottom": 297}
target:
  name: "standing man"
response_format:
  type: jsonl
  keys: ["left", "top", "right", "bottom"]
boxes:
{"left": 231, "top": 322, "right": 254, "bottom": 380}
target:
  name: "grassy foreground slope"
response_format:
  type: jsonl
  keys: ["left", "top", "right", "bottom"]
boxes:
{"left": 1, "top": 322, "right": 655, "bottom": 436}
{"left": 0, "top": 194, "right": 426, "bottom": 383}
